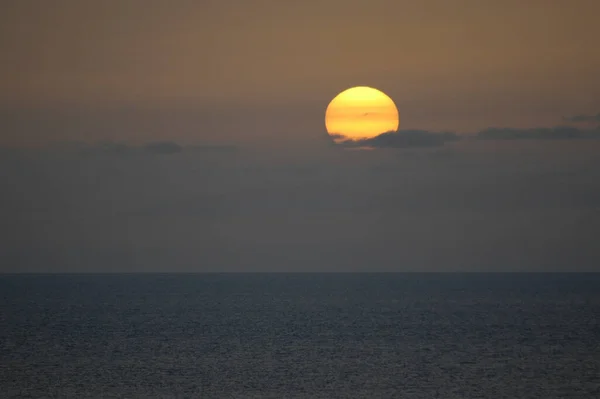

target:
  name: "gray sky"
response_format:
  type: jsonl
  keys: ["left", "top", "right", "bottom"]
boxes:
{"left": 2, "top": 1, "right": 600, "bottom": 272}
{"left": 2, "top": 140, "right": 600, "bottom": 272}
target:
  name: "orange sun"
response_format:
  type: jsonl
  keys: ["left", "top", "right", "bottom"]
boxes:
{"left": 325, "top": 86, "right": 399, "bottom": 144}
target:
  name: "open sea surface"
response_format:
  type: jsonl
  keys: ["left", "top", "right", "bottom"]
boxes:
{"left": 1, "top": 273, "right": 599, "bottom": 398}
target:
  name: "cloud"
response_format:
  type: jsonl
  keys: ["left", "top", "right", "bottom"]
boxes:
{"left": 336, "top": 130, "right": 460, "bottom": 148}
{"left": 24, "top": 140, "right": 237, "bottom": 156}
{"left": 188, "top": 144, "right": 237, "bottom": 153}
{"left": 80, "top": 140, "right": 135, "bottom": 156}
{"left": 476, "top": 126, "right": 600, "bottom": 140}
{"left": 330, "top": 121, "right": 600, "bottom": 146}
{"left": 563, "top": 113, "right": 600, "bottom": 123}
{"left": 143, "top": 141, "right": 183, "bottom": 154}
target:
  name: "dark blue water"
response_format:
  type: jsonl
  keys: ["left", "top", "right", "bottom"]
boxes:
{"left": 1, "top": 274, "right": 600, "bottom": 398}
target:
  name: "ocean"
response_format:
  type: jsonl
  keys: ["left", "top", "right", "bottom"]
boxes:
{"left": 1, "top": 273, "right": 599, "bottom": 398}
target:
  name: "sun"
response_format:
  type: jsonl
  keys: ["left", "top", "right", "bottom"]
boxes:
{"left": 325, "top": 86, "right": 399, "bottom": 144}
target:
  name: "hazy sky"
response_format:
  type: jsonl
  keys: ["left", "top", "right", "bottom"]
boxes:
{"left": 2, "top": 0, "right": 600, "bottom": 145}
{"left": 2, "top": 140, "right": 600, "bottom": 272}
{"left": 2, "top": 1, "right": 600, "bottom": 272}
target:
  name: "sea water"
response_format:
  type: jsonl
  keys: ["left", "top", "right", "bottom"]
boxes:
{"left": 1, "top": 273, "right": 599, "bottom": 398}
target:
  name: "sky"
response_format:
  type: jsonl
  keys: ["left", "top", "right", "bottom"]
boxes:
{"left": 1, "top": 0, "right": 600, "bottom": 272}
{"left": 2, "top": 140, "right": 600, "bottom": 272}
{"left": 1, "top": 0, "right": 600, "bottom": 145}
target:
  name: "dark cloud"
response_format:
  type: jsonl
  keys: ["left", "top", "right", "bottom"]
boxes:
{"left": 331, "top": 119, "right": 600, "bottom": 148}
{"left": 476, "top": 126, "right": 600, "bottom": 140}
{"left": 563, "top": 113, "right": 600, "bottom": 123}
{"left": 328, "top": 134, "right": 345, "bottom": 140}
{"left": 143, "top": 141, "right": 182, "bottom": 154}
{"left": 331, "top": 123, "right": 600, "bottom": 149}
{"left": 80, "top": 141, "right": 135, "bottom": 156}
{"left": 25, "top": 140, "right": 237, "bottom": 157}
{"left": 336, "top": 130, "right": 460, "bottom": 148}
{"left": 188, "top": 144, "right": 237, "bottom": 153}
